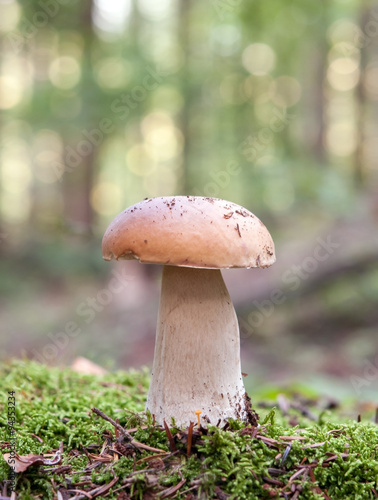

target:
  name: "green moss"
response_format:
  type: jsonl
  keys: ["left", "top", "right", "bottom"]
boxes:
{"left": 0, "top": 359, "right": 377, "bottom": 499}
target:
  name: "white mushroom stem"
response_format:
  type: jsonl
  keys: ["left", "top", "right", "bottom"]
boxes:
{"left": 146, "top": 265, "right": 248, "bottom": 427}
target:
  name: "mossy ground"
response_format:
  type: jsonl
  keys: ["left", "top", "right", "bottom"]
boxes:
{"left": 0, "top": 360, "right": 377, "bottom": 499}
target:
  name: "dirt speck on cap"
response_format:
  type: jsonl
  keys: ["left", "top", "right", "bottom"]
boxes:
{"left": 235, "top": 209, "right": 249, "bottom": 217}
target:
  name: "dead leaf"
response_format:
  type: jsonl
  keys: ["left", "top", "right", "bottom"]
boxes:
{"left": 3, "top": 451, "right": 61, "bottom": 473}
{"left": 2, "top": 443, "right": 63, "bottom": 473}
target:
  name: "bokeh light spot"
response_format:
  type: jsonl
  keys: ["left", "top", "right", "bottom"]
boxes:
{"left": 93, "top": 0, "right": 131, "bottom": 33}
{"left": 91, "top": 182, "right": 123, "bottom": 215}
{"left": 0, "top": 0, "right": 21, "bottom": 33}
{"left": 2, "top": 158, "right": 31, "bottom": 194}
{"left": 1, "top": 191, "right": 31, "bottom": 223}
{"left": 49, "top": 56, "right": 81, "bottom": 89}
{"left": 242, "top": 43, "right": 276, "bottom": 76}
{"left": 1, "top": 140, "right": 32, "bottom": 228}
{"left": 94, "top": 57, "right": 131, "bottom": 90}
{"left": 326, "top": 122, "right": 357, "bottom": 156}
{"left": 327, "top": 19, "right": 361, "bottom": 45}
{"left": 137, "top": 0, "right": 172, "bottom": 21}
{"left": 141, "top": 112, "right": 183, "bottom": 162}
{"left": 0, "top": 76, "right": 23, "bottom": 109}
{"left": 327, "top": 57, "right": 360, "bottom": 91}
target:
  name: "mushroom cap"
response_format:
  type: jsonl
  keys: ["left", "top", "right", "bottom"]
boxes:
{"left": 102, "top": 196, "right": 276, "bottom": 269}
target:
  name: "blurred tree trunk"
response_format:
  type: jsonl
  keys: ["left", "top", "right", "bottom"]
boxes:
{"left": 62, "top": 0, "right": 95, "bottom": 233}
{"left": 0, "top": 35, "right": 4, "bottom": 251}
{"left": 61, "top": 151, "right": 95, "bottom": 233}
{"left": 178, "top": 0, "right": 192, "bottom": 194}
{"left": 353, "top": 4, "right": 371, "bottom": 187}
{"left": 130, "top": 0, "right": 141, "bottom": 42}
{"left": 311, "top": 49, "right": 327, "bottom": 163}
{"left": 302, "top": 17, "right": 328, "bottom": 163}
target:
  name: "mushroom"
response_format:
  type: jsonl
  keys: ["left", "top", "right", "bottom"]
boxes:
{"left": 102, "top": 196, "right": 275, "bottom": 427}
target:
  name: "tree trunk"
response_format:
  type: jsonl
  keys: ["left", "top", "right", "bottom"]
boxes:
{"left": 61, "top": 0, "right": 96, "bottom": 233}
{"left": 178, "top": 0, "right": 192, "bottom": 194}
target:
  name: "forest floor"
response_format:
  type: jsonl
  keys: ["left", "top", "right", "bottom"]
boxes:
{"left": 0, "top": 359, "right": 377, "bottom": 500}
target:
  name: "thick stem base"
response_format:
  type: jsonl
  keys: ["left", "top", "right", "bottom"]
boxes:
{"left": 146, "top": 266, "right": 248, "bottom": 427}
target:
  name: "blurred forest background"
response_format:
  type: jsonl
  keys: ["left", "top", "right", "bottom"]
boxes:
{"left": 1, "top": 0, "right": 378, "bottom": 401}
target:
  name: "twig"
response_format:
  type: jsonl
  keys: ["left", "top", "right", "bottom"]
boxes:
{"left": 91, "top": 408, "right": 133, "bottom": 441}
{"left": 68, "top": 489, "right": 93, "bottom": 499}
{"left": 124, "top": 426, "right": 148, "bottom": 433}
{"left": 302, "top": 442, "right": 326, "bottom": 449}
{"left": 279, "top": 436, "right": 306, "bottom": 441}
{"left": 136, "top": 451, "right": 178, "bottom": 465}
{"left": 87, "top": 476, "right": 119, "bottom": 498}
{"left": 91, "top": 407, "right": 167, "bottom": 454}
{"left": 31, "top": 433, "right": 44, "bottom": 443}
{"left": 289, "top": 468, "right": 306, "bottom": 483}
{"left": 159, "top": 478, "right": 186, "bottom": 498}
{"left": 131, "top": 441, "right": 168, "bottom": 453}
{"left": 70, "top": 477, "right": 119, "bottom": 500}
{"left": 255, "top": 435, "right": 281, "bottom": 447}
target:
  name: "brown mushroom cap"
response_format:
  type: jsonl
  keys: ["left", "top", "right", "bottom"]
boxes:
{"left": 102, "top": 196, "right": 276, "bottom": 269}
